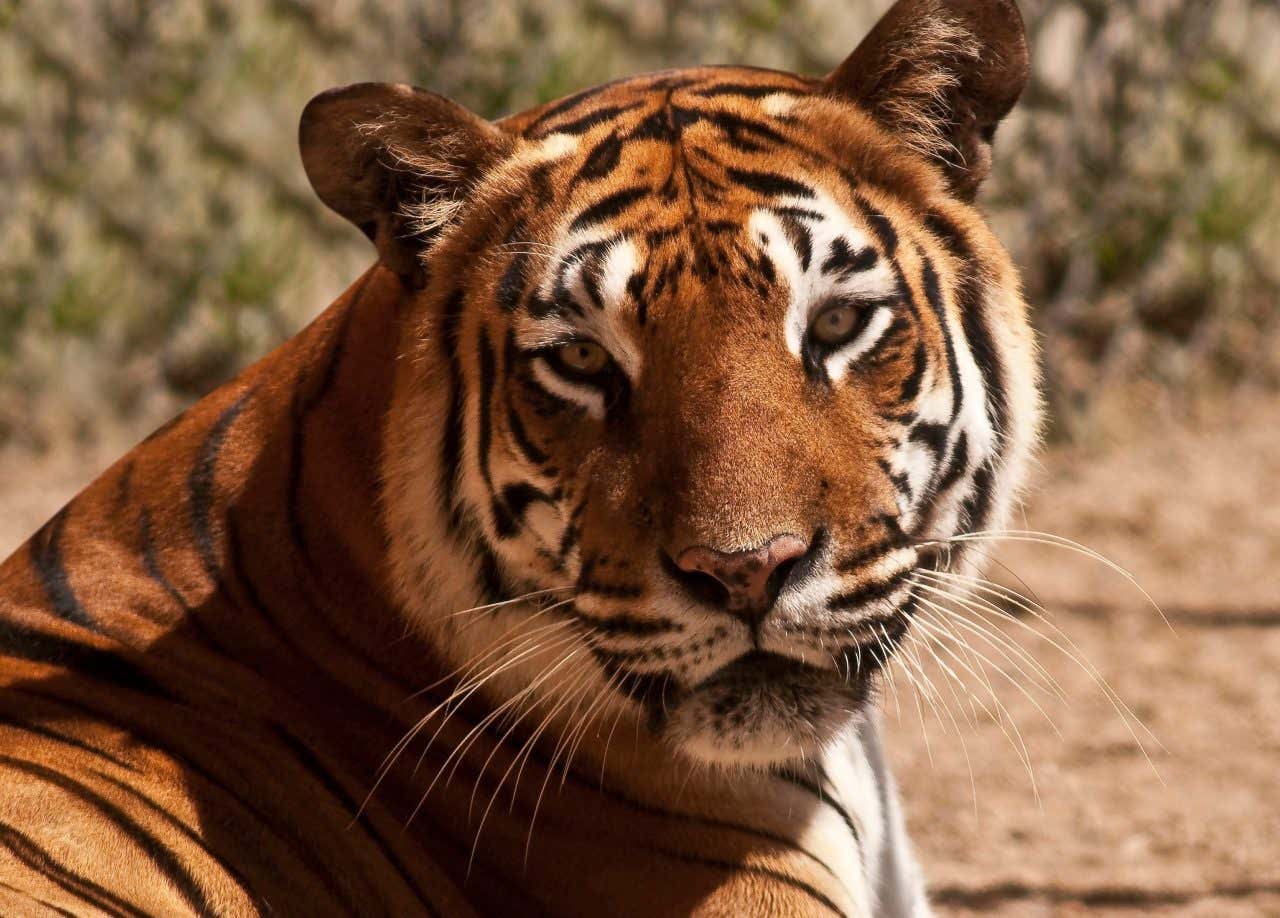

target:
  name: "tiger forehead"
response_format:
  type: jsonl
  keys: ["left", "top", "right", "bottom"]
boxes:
{"left": 495, "top": 66, "right": 905, "bottom": 347}
{"left": 502, "top": 66, "right": 815, "bottom": 139}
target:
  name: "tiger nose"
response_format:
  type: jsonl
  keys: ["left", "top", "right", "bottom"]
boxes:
{"left": 670, "top": 534, "right": 810, "bottom": 622}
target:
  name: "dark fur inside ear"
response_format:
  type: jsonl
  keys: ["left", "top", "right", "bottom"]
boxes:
{"left": 299, "top": 82, "right": 511, "bottom": 283}
{"left": 825, "top": 0, "right": 1029, "bottom": 198}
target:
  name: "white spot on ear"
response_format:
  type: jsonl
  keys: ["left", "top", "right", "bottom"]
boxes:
{"left": 527, "top": 132, "right": 580, "bottom": 163}
{"left": 761, "top": 93, "right": 798, "bottom": 117}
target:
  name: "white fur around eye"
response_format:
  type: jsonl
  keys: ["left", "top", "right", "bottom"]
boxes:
{"left": 530, "top": 358, "right": 606, "bottom": 419}
{"left": 821, "top": 304, "right": 894, "bottom": 378}
{"left": 748, "top": 194, "right": 899, "bottom": 373}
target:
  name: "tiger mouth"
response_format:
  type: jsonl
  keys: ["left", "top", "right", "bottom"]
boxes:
{"left": 659, "top": 648, "right": 885, "bottom": 767}
{"left": 695, "top": 650, "right": 819, "bottom": 690}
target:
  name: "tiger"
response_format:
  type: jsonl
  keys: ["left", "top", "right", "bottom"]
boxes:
{"left": 0, "top": 0, "right": 1039, "bottom": 914}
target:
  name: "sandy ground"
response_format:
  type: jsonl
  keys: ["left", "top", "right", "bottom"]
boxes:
{"left": 889, "top": 392, "right": 1280, "bottom": 916}
{"left": 1, "top": 393, "right": 1276, "bottom": 915}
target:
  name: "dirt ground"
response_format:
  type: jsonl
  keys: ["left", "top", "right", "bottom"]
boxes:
{"left": 889, "top": 392, "right": 1280, "bottom": 916}
{"left": 1, "top": 392, "right": 1276, "bottom": 916}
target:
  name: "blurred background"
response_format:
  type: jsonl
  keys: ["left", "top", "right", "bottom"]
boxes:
{"left": 1, "top": 1, "right": 1277, "bottom": 914}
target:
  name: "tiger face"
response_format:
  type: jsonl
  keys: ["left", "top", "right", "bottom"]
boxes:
{"left": 302, "top": 0, "right": 1038, "bottom": 768}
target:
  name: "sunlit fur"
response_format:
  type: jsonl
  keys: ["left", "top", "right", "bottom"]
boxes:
{"left": 0, "top": 2, "right": 1042, "bottom": 915}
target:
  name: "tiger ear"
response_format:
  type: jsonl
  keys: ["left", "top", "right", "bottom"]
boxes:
{"left": 824, "top": 0, "right": 1029, "bottom": 199}
{"left": 300, "top": 82, "right": 512, "bottom": 284}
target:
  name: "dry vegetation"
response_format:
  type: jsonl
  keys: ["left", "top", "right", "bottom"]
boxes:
{"left": 2, "top": 0, "right": 1279, "bottom": 446}
{"left": 2, "top": 1, "right": 1278, "bottom": 914}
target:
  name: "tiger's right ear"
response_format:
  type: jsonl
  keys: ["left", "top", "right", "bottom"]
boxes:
{"left": 824, "top": 0, "right": 1029, "bottom": 200}
{"left": 300, "top": 82, "right": 512, "bottom": 284}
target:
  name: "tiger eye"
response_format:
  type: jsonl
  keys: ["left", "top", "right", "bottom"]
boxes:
{"left": 810, "top": 304, "right": 860, "bottom": 346}
{"left": 554, "top": 340, "right": 612, "bottom": 376}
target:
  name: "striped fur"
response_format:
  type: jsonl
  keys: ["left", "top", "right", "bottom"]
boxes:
{"left": 0, "top": 1, "right": 1037, "bottom": 914}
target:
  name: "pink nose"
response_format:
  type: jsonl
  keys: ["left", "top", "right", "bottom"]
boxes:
{"left": 673, "top": 534, "right": 810, "bottom": 620}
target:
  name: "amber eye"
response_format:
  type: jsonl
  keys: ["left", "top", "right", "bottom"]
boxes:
{"left": 810, "top": 304, "right": 862, "bottom": 347}
{"left": 551, "top": 340, "right": 613, "bottom": 378}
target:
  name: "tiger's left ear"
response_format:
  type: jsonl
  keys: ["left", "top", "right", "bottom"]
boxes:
{"left": 824, "top": 0, "right": 1029, "bottom": 199}
{"left": 300, "top": 82, "right": 513, "bottom": 284}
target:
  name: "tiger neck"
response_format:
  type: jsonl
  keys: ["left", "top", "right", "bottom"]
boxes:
{"left": 170, "top": 263, "right": 440, "bottom": 692}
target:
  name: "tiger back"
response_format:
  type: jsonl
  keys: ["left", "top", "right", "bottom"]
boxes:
{"left": 0, "top": 1, "right": 1037, "bottom": 915}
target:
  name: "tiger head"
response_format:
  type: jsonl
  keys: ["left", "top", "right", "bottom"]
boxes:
{"left": 301, "top": 0, "right": 1039, "bottom": 769}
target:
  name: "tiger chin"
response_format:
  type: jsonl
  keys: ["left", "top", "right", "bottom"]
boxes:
{"left": 1, "top": 1, "right": 1042, "bottom": 915}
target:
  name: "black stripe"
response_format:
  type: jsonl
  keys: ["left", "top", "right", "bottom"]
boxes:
{"left": 29, "top": 508, "right": 91, "bottom": 630}
{"left": 772, "top": 205, "right": 825, "bottom": 223}
{"left": 909, "top": 421, "right": 950, "bottom": 459}
{"left": 90, "top": 768, "right": 261, "bottom": 909}
{"left": 438, "top": 289, "right": 467, "bottom": 528}
{"left": 573, "top": 130, "right": 625, "bottom": 185}
{"left": 778, "top": 214, "right": 813, "bottom": 272}
{"left": 505, "top": 402, "right": 549, "bottom": 467}
{"left": 828, "top": 569, "right": 911, "bottom": 611}
{"left": 272, "top": 726, "right": 443, "bottom": 917}
{"left": 288, "top": 277, "right": 365, "bottom": 578}
{"left": 571, "top": 609, "right": 680, "bottom": 637}
{"left": 629, "top": 108, "right": 676, "bottom": 144}
{"left": 959, "top": 460, "right": 996, "bottom": 532}
{"left": 138, "top": 507, "right": 231, "bottom": 656}
{"left": 0, "top": 713, "right": 137, "bottom": 772}
{"left": 188, "top": 391, "right": 254, "bottom": 583}
{"left": 0, "top": 819, "right": 149, "bottom": 918}
{"left": 854, "top": 195, "right": 899, "bottom": 255}
{"left": 475, "top": 540, "right": 507, "bottom": 604}
{"left": 934, "top": 429, "right": 970, "bottom": 497}
{"left": 11, "top": 687, "right": 359, "bottom": 910}
{"left": 0, "top": 619, "right": 164, "bottom": 697}
{"left": 524, "top": 80, "right": 629, "bottom": 134}
{"left": 877, "top": 457, "right": 913, "bottom": 502}
{"left": 776, "top": 769, "right": 862, "bottom": 845}
{"left": 499, "top": 482, "right": 554, "bottom": 529}
{"left": 0, "top": 756, "right": 214, "bottom": 915}
{"left": 837, "top": 527, "right": 910, "bottom": 573}
{"left": 821, "top": 237, "right": 877, "bottom": 277}
{"left": 575, "top": 579, "right": 644, "bottom": 600}
{"left": 925, "top": 211, "right": 1011, "bottom": 440}
{"left": 496, "top": 249, "right": 530, "bottom": 312}
{"left": 627, "top": 270, "right": 649, "bottom": 325}
{"left": 689, "top": 108, "right": 789, "bottom": 149}
{"left": 920, "top": 255, "right": 962, "bottom": 422}
{"left": 569, "top": 186, "right": 649, "bottom": 232}
{"left": 542, "top": 101, "right": 642, "bottom": 137}
{"left": 139, "top": 509, "right": 188, "bottom": 612}
{"left": 564, "top": 238, "right": 616, "bottom": 310}
{"left": 0, "top": 881, "right": 79, "bottom": 918}
{"left": 114, "top": 461, "right": 135, "bottom": 509}
{"left": 725, "top": 167, "right": 813, "bottom": 199}
{"left": 476, "top": 330, "right": 509, "bottom": 538}
{"left": 690, "top": 82, "right": 801, "bottom": 99}
{"left": 637, "top": 845, "right": 846, "bottom": 917}
{"left": 898, "top": 341, "right": 927, "bottom": 402}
